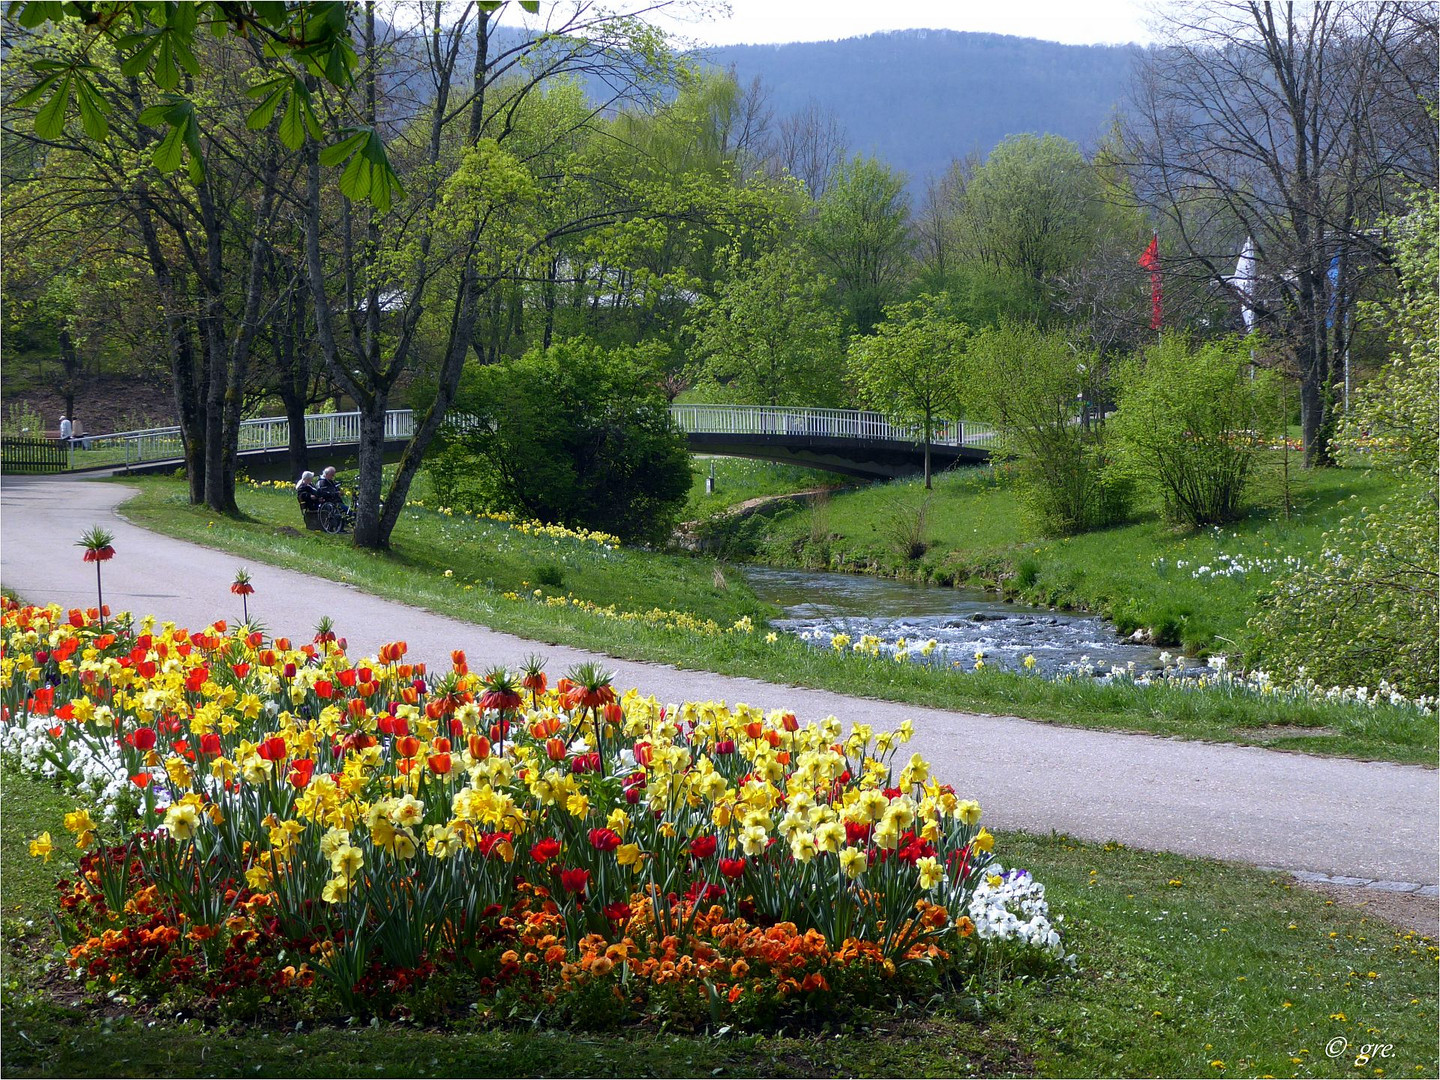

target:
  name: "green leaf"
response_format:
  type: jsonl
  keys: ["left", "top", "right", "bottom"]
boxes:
{"left": 152, "top": 117, "right": 188, "bottom": 173}
{"left": 33, "top": 74, "right": 72, "bottom": 139}
{"left": 154, "top": 35, "right": 179, "bottom": 89}
{"left": 138, "top": 102, "right": 173, "bottom": 127}
{"left": 338, "top": 149, "right": 372, "bottom": 203}
{"left": 74, "top": 78, "right": 110, "bottom": 140}
{"left": 278, "top": 88, "right": 305, "bottom": 149}
{"left": 318, "top": 130, "right": 368, "bottom": 168}
{"left": 10, "top": 71, "right": 61, "bottom": 110}
{"left": 119, "top": 34, "right": 162, "bottom": 78}
{"left": 246, "top": 83, "right": 287, "bottom": 132}
{"left": 14, "top": 1, "right": 65, "bottom": 29}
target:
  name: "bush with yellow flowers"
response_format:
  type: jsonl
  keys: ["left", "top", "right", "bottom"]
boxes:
{"left": 2, "top": 596, "right": 1066, "bottom": 1026}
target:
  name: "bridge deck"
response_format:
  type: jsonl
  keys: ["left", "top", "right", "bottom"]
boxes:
{"left": 6, "top": 405, "right": 992, "bottom": 482}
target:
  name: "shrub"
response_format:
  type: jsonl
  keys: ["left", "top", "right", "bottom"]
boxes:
{"left": 1110, "top": 335, "right": 1280, "bottom": 526}
{"left": 964, "top": 321, "right": 1130, "bottom": 536}
{"left": 438, "top": 339, "right": 692, "bottom": 545}
{"left": 1248, "top": 188, "right": 1439, "bottom": 697}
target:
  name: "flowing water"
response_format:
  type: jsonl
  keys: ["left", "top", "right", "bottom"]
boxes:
{"left": 743, "top": 565, "right": 1166, "bottom": 678}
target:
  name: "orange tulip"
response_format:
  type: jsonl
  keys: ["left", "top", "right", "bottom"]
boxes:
{"left": 427, "top": 753, "right": 452, "bottom": 775}
{"left": 468, "top": 734, "right": 491, "bottom": 760}
{"left": 545, "top": 737, "right": 567, "bottom": 761}
{"left": 395, "top": 735, "right": 421, "bottom": 759}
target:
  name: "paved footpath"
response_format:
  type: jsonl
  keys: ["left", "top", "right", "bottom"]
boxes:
{"left": 3, "top": 476, "right": 1437, "bottom": 886}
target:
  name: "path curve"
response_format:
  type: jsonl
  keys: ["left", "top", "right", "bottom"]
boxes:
{"left": 3, "top": 476, "right": 1436, "bottom": 884}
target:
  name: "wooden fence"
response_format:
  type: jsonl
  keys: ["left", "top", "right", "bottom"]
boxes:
{"left": 0, "top": 435, "right": 68, "bottom": 475}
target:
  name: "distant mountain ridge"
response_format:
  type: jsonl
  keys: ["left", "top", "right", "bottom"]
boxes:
{"left": 698, "top": 29, "right": 1141, "bottom": 188}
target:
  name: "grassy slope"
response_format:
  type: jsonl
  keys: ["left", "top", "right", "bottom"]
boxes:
{"left": 684, "top": 458, "right": 847, "bottom": 520}
{"left": 705, "top": 460, "right": 1394, "bottom": 659}
{"left": 104, "top": 477, "right": 1436, "bottom": 764}
{"left": 2, "top": 762, "right": 1435, "bottom": 1078}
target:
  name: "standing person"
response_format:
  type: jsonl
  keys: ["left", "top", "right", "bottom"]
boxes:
{"left": 58, "top": 415, "right": 72, "bottom": 445}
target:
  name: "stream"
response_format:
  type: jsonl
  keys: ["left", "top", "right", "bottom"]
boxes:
{"left": 742, "top": 565, "right": 1168, "bottom": 678}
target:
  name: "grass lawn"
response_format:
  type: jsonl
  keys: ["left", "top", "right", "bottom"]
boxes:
{"left": 106, "top": 476, "right": 1437, "bottom": 764}
{"left": 684, "top": 457, "right": 848, "bottom": 519}
{"left": 2, "top": 761, "right": 1435, "bottom": 1078}
{"left": 702, "top": 459, "right": 1397, "bottom": 659}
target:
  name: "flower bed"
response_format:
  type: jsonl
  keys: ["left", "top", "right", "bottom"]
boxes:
{"left": 2, "top": 598, "right": 1065, "bottom": 1026}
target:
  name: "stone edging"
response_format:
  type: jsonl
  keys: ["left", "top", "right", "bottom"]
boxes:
{"left": 1262, "top": 866, "right": 1439, "bottom": 896}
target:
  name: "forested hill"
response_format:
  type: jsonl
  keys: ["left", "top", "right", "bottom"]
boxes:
{"left": 699, "top": 30, "right": 1140, "bottom": 185}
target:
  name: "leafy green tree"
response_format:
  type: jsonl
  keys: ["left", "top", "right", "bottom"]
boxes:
{"left": 940, "top": 134, "right": 1146, "bottom": 326}
{"left": 1249, "top": 188, "right": 1438, "bottom": 697}
{"left": 847, "top": 297, "right": 968, "bottom": 489}
{"left": 964, "top": 321, "right": 1130, "bottom": 535}
{"left": 439, "top": 339, "right": 692, "bottom": 545}
{"left": 809, "top": 154, "right": 911, "bottom": 333}
{"left": 690, "top": 245, "right": 844, "bottom": 406}
{"left": 7, "top": 0, "right": 423, "bottom": 210}
{"left": 1111, "top": 335, "right": 1280, "bottom": 526}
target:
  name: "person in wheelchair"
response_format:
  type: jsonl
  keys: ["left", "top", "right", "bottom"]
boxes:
{"left": 316, "top": 466, "right": 348, "bottom": 511}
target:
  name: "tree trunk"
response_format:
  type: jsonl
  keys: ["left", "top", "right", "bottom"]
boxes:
{"left": 283, "top": 395, "right": 310, "bottom": 478}
{"left": 923, "top": 408, "right": 933, "bottom": 489}
{"left": 57, "top": 328, "right": 80, "bottom": 421}
{"left": 351, "top": 403, "right": 389, "bottom": 548}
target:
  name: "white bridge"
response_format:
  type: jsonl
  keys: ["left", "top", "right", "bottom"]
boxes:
{"left": 39, "top": 405, "right": 993, "bottom": 481}
{"left": 669, "top": 404, "right": 995, "bottom": 478}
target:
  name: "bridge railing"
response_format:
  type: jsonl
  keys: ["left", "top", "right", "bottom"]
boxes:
{"left": 61, "top": 410, "right": 415, "bottom": 470}
{"left": 669, "top": 404, "right": 996, "bottom": 449}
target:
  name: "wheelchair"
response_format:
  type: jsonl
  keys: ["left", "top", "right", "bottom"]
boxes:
{"left": 317, "top": 494, "right": 355, "bottom": 535}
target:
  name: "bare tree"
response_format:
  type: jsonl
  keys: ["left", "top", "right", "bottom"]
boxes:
{"left": 913, "top": 154, "right": 977, "bottom": 290}
{"left": 765, "top": 99, "right": 847, "bottom": 199}
{"left": 1124, "top": 1, "right": 1438, "bottom": 466}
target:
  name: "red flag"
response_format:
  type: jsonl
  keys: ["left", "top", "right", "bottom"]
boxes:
{"left": 1138, "top": 234, "right": 1162, "bottom": 330}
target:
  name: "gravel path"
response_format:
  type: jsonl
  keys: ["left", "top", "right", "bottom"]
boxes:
{"left": 3, "top": 475, "right": 1436, "bottom": 885}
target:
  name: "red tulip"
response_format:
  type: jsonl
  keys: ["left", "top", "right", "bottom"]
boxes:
{"left": 257, "top": 736, "right": 287, "bottom": 762}
{"left": 719, "top": 857, "right": 747, "bottom": 879}
{"left": 126, "top": 727, "right": 157, "bottom": 751}
{"left": 530, "top": 838, "right": 561, "bottom": 863}
{"left": 288, "top": 759, "right": 315, "bottom": 789}
{"left": 558, "top": 867, "right": 590, "bottom": 895}
{"left": 588, "top": 827, "right": 621, "bottom": 852}
{"left": 689, "top": 834, "right": 718, "bottom": 859}
{"left": 200, "top": 733, "right": 223, "bottom": 757}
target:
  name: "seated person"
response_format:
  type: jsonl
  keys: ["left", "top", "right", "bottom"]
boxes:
{"left": 295, "top": 471, "right": 320, "bottom": 514}
{"left": 316, "top": 466, "right": 347, "bottom": 510}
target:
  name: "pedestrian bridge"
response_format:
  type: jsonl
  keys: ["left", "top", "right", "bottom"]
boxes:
{"left": 13, "top": 405, "right": 993, "bottom": 482}
{"left": 670, "top": 405, "right": 994, "bottom": 479}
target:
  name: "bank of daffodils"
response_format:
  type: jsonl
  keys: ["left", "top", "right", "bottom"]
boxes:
{"left": 2, "top": 598, "right": 1064, "bottom": 1023}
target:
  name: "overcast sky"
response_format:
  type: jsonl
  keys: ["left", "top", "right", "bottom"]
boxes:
{"left": 652, "top": 0, "right": 1157, "bottom": 48}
